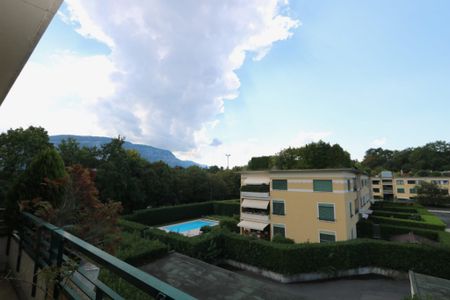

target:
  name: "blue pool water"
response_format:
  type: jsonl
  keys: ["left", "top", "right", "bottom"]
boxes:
{"left": 161, "top": 219, "right": 218, "bottom": 233}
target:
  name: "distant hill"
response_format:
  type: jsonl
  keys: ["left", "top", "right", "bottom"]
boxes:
{"left": 49, "top": 135, "right": 204, "bottom": 168}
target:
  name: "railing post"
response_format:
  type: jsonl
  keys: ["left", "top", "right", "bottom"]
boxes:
{"left": 53, "top": 234, "right": 64, "bottom": 300}
{"left": 95, "top": 288, "right": 104, "bottom": 300}
{"left": 31, "top": 225, "right": 42, "bottom": 297}
{"left": 16, "top": 215, "right": 23, "bottom": 272}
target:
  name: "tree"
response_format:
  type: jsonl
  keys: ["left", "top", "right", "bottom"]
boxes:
{"left": 0, "top": 126, "right": 50, "bottom": 184}
{"left": 416, "top": 181, "right": 450, "bottom": 207}
{"left": 57, "top": 138, "right": 100, "bottom": 168}
{"left": 247, "top": 156, "right": 274, "bottom": 170}
{"left": 273, "top": 141, "right": 353, "bottom": 170}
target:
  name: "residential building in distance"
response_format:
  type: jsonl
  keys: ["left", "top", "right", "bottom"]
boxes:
{"left": 371, "top": 171, "right": 450, "bottom": 200}
{"left": 238, "top": 169, "right": 372, "bottom": 243}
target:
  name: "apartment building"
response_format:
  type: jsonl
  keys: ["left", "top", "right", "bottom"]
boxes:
{"left": 238, "top": 169, "right": 372, "bottom": 243}
{"left": 371, "top": 172, "right": 450, "bottom": 200}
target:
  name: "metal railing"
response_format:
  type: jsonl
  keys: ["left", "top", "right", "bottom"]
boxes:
{"left": 11, "top": 212, "right": 195, "bottom": 300}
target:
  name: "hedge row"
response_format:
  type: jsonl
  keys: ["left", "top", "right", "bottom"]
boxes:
{"left": 220, "top": 233, "right": 450, "bottom": 279}
{"left": 357, "top": 220, "right": 440, "bottom": 241}
{"left": 371, "top": 216, "right": 446, "bottom": 231}
{"left": 372, "top": 210, "right": 422, "bottom": 220}
{"left": 143, "top": 228, "right": 222, "bottom": 262}
{"left": 124, "top": 200, "right": 240, "bottom": 226}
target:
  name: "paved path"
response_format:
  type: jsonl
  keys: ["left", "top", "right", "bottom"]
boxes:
{"left": 427, "top": 208, "right": 450, "bottom": 232}
{"left": 140, "top": 253, "right": 410, "bottom": 300}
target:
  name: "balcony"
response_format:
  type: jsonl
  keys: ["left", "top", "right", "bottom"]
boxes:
{"left": 241, "top": 213, "right": 270, "bottom": 222}
{"left": 240, "top": 184, "right": 270, "bottom": 198}
{"left": 1, "top": 212, "right": 194, "bottom": 300}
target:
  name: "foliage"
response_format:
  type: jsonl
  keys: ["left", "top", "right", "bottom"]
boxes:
{"left": 124, "top": 200, "right": 240, "bottom": 226}
{"left": 357, "top": 220, "right": 440, "bottom": 241}
{"left": 371, "top": 216, "right": 445, "bottom": 231}
{"left": 247, "top": 156, "right": 274, "bottom": 170}
{"left": 219, "top": 217, "right": 239, "bottom": 233}
{"left": 57, "top": 137, "right": 99, "bottom": 168}
{"left": 118, "top": 219, "right": 148, "bottom": 233}
{"left": 372, "top": 210, "right": 422, "bottom": 220}
{"left": 273, "top": 141, "right": 353, "bottom": 170}
{"left": 416, "top": 181, "right": 450, "bottom": 207}
{"left": 272, "top": 235, "right": 295, "bottom": 244}
{"left": 240, "top": 184, "right": 270, "bottom": 193}
{"left": 361, "top": 141, "right": 450, "bottom": 175}
{"left": 0, "top": 126, "right": 51, "bottom": 185}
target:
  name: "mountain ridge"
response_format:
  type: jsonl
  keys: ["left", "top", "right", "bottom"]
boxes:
{"left": 49, "top": 135, "right": 204, "bottom": 168}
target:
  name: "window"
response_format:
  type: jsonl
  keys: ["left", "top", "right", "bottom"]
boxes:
{"left": 319, "top": 231, "right": 336, "bottom": 243}
{"left": 272, "top": 200, "right": 285, "bottom": 216}
{"left": 397, "top": 188, "right": 405, "bottom": 193}
{"left": 318, "top": 203, "right": 335, "bottom": 221}
{"left": 313, "top": 180, "right": 333, "bottom": 192}
{"left": 443, "top": 180, "right": 449, "bottom": 185}
{"left": 396, "top": 180, "right": 404, "bottom": 185}
{"left": 407, "top": 180, "right": 416, "bottom": 185}
{"left": 349, "top": 202, "right": 353, "bottom": 217}
{"left": 373, "top": 188, "right": 380, "bottom": 193}
{"left": 347, "top": 180, "right": 351, "bottom": 191}
{"left": 410, "top": 188, "right": 417, "bottom": 194}
{"left": 273, "top": 224, "right": 285, "bottom": 237}
{"left": 272, "top": 179, "right": 287, "bottom": 190}
{"left": 372, "top": 180, "right": 380, "bottom": 185}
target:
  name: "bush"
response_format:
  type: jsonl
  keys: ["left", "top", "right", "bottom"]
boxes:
{"left": 116, "top": 232, "right": 168, "bottom": 266}
{"left": 272, "top": 235, "right": 295, "bottom": 244}
{"left": 371, "top": 216, "right": 446, "bottom": 231}
{"left": 221, "top": 233, "right": 450, "bottom": 278}
{"left": 212, "top": 200, "right": 240, "bottom": 216}
{"left": 200, "top": 225, "right": 212, "bottom": 233}
{"left": 143, "top": 228, "right": 223, "bottom": 262}
{"left": 124, "top": 200, "right": 241, "bottom": 226}
{"left": 357, "top": 220, "right": 439, "bottom": 241}
{"left": 240, "top": 184, "right": 270, "bottom": 193}
{"left": 219, "top": 217, "right": 239, "bottom": 233}
{"left": 118, "top": 219, "right": 147, "bottom": 233}
{"left": 124, "top": 202, "right": 214, "bottom": 226}
{"left": 372, "top": 210, "right": 422, "bottom": 220}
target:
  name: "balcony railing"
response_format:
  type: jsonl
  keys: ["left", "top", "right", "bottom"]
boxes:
{"left": 241, "top": 213, "right": 269, "bottom": 222}
{"left": 9, "top": 212, "right": 195, "bottom": 300}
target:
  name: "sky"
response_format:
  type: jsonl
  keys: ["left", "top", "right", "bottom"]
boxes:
{"left": 1, "top": 0, "right": 450, "bottom": 167}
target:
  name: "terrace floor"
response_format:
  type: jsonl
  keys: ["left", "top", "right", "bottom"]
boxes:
{"left": 0, "top": 275, "right": 19, "bottom": 300}
{"left": 140, "top": 252, "right": 410, "bottom": 300}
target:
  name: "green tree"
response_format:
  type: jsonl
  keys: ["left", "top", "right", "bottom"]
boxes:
{"left": 57, "top": 138, "right": 100, "bottom": 168}
{"left": 247, "top": 156, "right": 274, "bottom": 170}
{"left": 274, "top": 141, "right": 352, "bottom": 169}
{"left": 416, "top": 181, "right": 450, "bottom": 207}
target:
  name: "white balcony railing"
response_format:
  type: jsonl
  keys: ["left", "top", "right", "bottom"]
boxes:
{"left": 240, "top": 191, "right": 270, "bottom": 199}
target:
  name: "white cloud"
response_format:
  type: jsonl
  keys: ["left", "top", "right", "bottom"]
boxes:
{"left": 0, "top": 52, "right": 115, "bottom": 136}
{"left": 63, "top": 0, "right": 299, "bottom": 151}
{"left": 371, "top": 137, "right": 387, "bottom": 147}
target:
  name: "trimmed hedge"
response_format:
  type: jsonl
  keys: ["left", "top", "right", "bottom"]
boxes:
{"left": 116, "top": 232, "right": 168, "bottom": 266}
{"left": 372, "top": 210, "right": 421, "bottom": 220}
{"left": 220, "top": 233, "right": 450, "bottom": 278}
{"left": 357, "top": 220, "right": 439, "bottom": 241}
{"left": 213, "top": 200, "right": 240, "bottom": 216}
{"left": 124, "top": 200, "right": 240, "bottom": 226}
{"left": 143, "top": 228, "right": 222, "bottom": 262}
{"left": 118, "top": 219, "right": 147, "bottom": 233}
{"left": 371, "top": 216, "right": 446, "bottom": 231}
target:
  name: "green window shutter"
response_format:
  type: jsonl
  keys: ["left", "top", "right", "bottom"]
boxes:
{"left": 410, "top": 188, "right": 417, "bottom": 194}
{"left": 320, "top": 232, "right": 336, "bottom": 243}
{"left": 349, "top": 202, "right": 353, "bottom": 216}
{"left": 273, "top": 225, "right": 285, "bottom": 237}
{"left": 273, "top": 180, "right": 287, "bottom": 190}
{"left": 313, "top": 180, "right": 333, "bottom": 192}
{"left": 319, "top": 204, "right": 335, "bottom": 221}
{"left": 397, "top": 188, "right": 405, "bottom": 193}
{"left": 272, "top": 201, "right": 285, "bottom": 215}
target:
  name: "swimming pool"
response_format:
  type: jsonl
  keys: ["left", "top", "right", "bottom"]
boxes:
{"left": 160, "top": 219, "right": 218, "bottom": 236}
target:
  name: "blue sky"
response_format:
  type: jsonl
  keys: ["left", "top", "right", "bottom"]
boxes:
{"left": 1, "top": 1, "right": 450, "bottom": 167}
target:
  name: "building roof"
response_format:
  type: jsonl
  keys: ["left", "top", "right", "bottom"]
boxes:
{"left": 241, "top": 168, "right": 367, "bottom": 175}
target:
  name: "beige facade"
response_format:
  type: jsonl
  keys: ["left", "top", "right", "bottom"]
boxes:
{"left": 371, "top": 176, "right": 450, "bottom": 200}
{"left": 239, "top": 169, "right": 372, "bottom": 243}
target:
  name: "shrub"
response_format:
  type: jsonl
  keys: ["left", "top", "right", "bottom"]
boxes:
{"left": 118, "top": 219, "right": 147, "bottom": 233}
{"left": 357, "top": 220, "right": 439, "bottom": 241}
{"left": 200, "top": 225, "right": 212, "bottom": 233}
{"left": 116, "top": 232, "right": 168, "bottom": 266}
{"left": 272, "top": 235, "right": 295, "bottom": 244}
{"left": 240, "top": 184, "right": 270, "bottom": 193}
{"left": 124, "top": 202, "right": 214, "bottom": 226}
{"left": 371, "top": 216, "right": 446, "bottom": 231}
{"left": 212, "top": 200, "right": 240, "bottom": 216}
{"left": 219, "top": 217, "right": 239, "bottom": 233}
{"left": 372, "top": 210, "right": 422, "bottom": 220}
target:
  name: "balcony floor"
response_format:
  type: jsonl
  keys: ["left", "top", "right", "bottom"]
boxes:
{"left": 0, "top": 275, "right": 19, "bottom": 300}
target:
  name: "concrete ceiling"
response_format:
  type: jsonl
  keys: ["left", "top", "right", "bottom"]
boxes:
{"left": 0, "top": 0, "right": 62, "bottom": 106}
